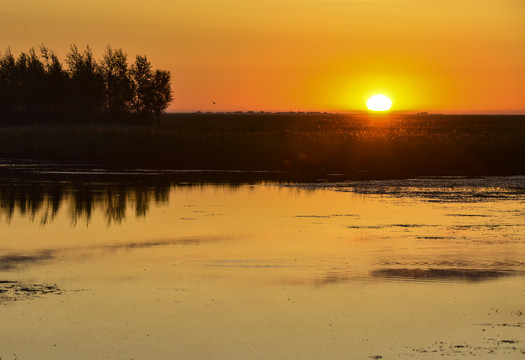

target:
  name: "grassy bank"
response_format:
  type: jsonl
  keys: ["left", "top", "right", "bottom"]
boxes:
{"left": 0, "top": 113, "right": 524, "bottom": 177}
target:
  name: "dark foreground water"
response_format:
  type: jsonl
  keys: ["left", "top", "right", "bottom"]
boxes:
{"left": 0, "top": 165, "right": 524, "bottom": 359}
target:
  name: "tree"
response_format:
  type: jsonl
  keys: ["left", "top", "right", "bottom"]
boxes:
{"left": 66, "top": 45, "right": 105, "bottom": 118}
{"left": 130, "top": 56, "right": 172, "bottom": 126}
{"left": 150, "top": 69, "right": 173, "bottom": 127}
{"left": 130, "top": 55, "right": 153, "bottom": 117}
{"left": 0, "top": 48, "right": 17, "bottom": 122}
{"left": 40, "top": 45, "right": 69, "bottom": 120}
{"left": 13, "top": 49, "right": 47, "bottom": 122}
{"left": 0, "top": 45, "right": 172, "bottom": 124}
{"left": 100, "top": 46, "right": 133, "bottom": 118}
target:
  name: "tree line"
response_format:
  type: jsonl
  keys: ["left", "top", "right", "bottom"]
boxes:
{"left": 0, "top": 45, "right": 172, "bottom": 124}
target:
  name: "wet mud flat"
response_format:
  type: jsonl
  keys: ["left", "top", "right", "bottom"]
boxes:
{"left": 404, "top": 312, "right": 525, "bottom": 358}
{"left": 281, "top": 175, "right": 525, "bottom": 202}
{"left": 406, "top": 338, "right": 525, "bottom": 358}
{"left": 367, "top": 277, "right": 525, "bottom": 359}
{"left": 0, "top": 280, "right": 62, "bottom": 303}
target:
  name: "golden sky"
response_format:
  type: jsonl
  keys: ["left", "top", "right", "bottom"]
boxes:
{"left": 1, "top": 0, "right": 524, "bottom": 113}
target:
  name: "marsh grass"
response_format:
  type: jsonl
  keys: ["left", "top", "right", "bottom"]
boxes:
{"left": 0, "top": 113, "right": 523, "bottom": 177}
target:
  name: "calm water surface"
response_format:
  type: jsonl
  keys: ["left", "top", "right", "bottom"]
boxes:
{"left": 1, "top": 172, "right": 524, "bottom": 359}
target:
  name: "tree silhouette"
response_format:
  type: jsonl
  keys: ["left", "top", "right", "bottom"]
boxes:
{"left": 151, "top": 69, "right": 173, "bottom": 127}
{"left": 0, "top": 48, "right": 17, "bottom": 122}
{"left": 40, "top": 45, "right": 69, "bottom": 120}
{"left": 100, "top": 46, "right": 133, "bottom": 118}
{"left": 0, "top": 45, "right": 172, "bottom": 124}
{"left": 66, "top": 45, "right": 105, "bottom": 119}
{"left": 130, "top": 55, "right": 154, "bottom": 118}
{"left": 130, "top": 55, "right": 173, "bottom": 126}
{"left": 4, "top": 49, "right": 45, "bottom": 122}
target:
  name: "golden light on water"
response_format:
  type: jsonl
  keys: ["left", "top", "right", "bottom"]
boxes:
{"left": 1, "top": 181, "right": 525, "bottom": 358}
{"left": 367, "top": 95, "right": 392, "bottom": 111}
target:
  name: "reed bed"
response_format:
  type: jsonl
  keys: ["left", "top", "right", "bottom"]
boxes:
{"left": 0, "top": 113, "right": 523, "bottom": 177}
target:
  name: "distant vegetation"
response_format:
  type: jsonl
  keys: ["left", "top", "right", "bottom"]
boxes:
{"left": 0, "top": 113, "right": 524, "bottom": 177}
{"left": 0, "top": 45, "right": 172, "bottom": 125}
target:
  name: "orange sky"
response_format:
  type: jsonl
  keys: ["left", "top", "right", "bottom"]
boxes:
{"left": 1, "top": 0, "right": 524, "bottom": 113}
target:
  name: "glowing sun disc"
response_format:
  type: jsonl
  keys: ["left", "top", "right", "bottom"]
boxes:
{"left": 367, "top": 95, "right": 392, "bottom": 111}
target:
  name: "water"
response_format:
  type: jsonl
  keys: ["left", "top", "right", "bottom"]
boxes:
{"left": 0, "top": 169, "right": 524, "bottom": 359}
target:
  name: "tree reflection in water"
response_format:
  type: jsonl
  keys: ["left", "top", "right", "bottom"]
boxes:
{"left": 0, "top": 179, "right": 171, "bottom": 225}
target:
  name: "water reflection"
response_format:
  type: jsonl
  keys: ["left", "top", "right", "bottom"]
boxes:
{"left": 0, "top": 250, "right": 55, "bottom": 270}
{"left": 0, "top": 236, "right": 219, "bottom": 270}
{"left": 3, "top": 175, "right": 525, "bottom": 226}
{"left": 0, "top": 180, "right": 171, "bottom": 225}
{"left": 371, "top": 268, "right": 515, "bottom": 282}
{"left": 1, "top": 174, "right": 524, "bottom": 283}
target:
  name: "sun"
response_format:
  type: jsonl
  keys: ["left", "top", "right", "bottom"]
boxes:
{"left": 367, "top": 95, "right": 392, "bottom": 111}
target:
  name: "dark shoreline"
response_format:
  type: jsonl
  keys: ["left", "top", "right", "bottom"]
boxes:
{"left": 1, "top": 113, "right": 524, "bottom": 181}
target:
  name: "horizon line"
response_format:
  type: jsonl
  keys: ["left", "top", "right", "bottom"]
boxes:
{"left": 166, "top": 110, "right": 525, "bottom": 116}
